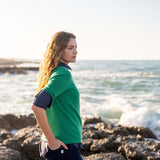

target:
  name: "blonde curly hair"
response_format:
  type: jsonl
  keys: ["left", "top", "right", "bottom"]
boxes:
{"left": 37, "top": 31, "right": 76, "bottom": 93}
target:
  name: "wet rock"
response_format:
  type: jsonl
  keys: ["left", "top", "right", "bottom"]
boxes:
{"left": 144, "top": 138, "right": 160, "bottom": 151}
{"left": 3, "top": 125, "right": 42, "bottom": 159}
{"left": 0, "top": 114, "right": 37, "bottom": 130}
{"left": 83, "top": 152, "right": 125, "bottom": 160}
{"left": 110, "top": 126, "right": 130, "bottom": 136}
{"left": 126, "top": 126, "right": 157, "bottom": 139}
{"left": 118, "top": 141, "right": 160, "bottom": 160}
{"left": 0, "top": 58, "right": 39, "bottom": 74}
{"left": 3, "top": 137, "right": 21, "bottom": 152}
{"left": 82, "top": 138, "right": 93, "bottom": 151}
{"left": 0, "top": 129, "right": 12, "bottom": 142}
{"left": 118, "top": 143, "right": 146, "bottom": 159}
{"left": 83, "top": 127, "right": 103, "bottom": 140}
{"left": 90, "top": 138, "right": 121, "bottom": 153}
{"left": 0, "top": 66, "right": 38, "bottom": 74}
{"left": 95, "top": 122, "right": 113, "bottom": 131}
{"left": 0, "top": 115, "right": 10, "bottom": 129}
{"left": 147, "top": 155, "right": 160, "bottom": 160}
{"left": 0, "top": 115, "right": 159, "bottom": 160}
{"left": 81, "top": 117, "right": 159, "bottom": 159}
{"left": 82, "top": 117, "right": 103, "bottom": 126}
{"left": 0, "top": 145, "right": 21, "bottom": 160}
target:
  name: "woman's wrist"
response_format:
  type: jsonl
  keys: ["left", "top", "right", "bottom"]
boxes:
{"left": 47, "top": 135, "right": 56, "bottom": 144}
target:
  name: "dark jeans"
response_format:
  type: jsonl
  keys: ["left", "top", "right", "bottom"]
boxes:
{"left": 45, "top": 144, "right": 83, "bottom": 160}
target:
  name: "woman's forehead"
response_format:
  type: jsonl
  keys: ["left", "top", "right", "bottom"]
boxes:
{"left": 67, "top": 38, "right": 77, "bottom": 46}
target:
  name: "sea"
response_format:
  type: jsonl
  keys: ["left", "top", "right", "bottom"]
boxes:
{"left": 0, "top": 60, "right": 160, "bottom": 139}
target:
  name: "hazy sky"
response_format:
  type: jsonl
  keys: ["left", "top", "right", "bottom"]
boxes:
{"left": 0, "top": 0, "right": 160, "bottom": 60}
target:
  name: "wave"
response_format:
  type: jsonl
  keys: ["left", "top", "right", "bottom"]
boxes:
{"left": 80, "top": 93, "right": 160, "bottom": 139}
{"left": 73, "top": 70, "right": 160, "bottom": 79}
{"left": 119, "top": 105, "right": 160, "bottom": 139}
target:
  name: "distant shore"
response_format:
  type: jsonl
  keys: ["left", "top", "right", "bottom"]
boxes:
{"left": 0, "top": 58, "right": 39, "bottom": 74}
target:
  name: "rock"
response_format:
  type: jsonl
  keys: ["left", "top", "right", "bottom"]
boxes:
{"left": 0, "top": 114, "right": 37, "bottom": 130}
{"left": 0, "top": 115, "right": 10, "bottom": 129}
{"left": 82, "top": 117, "right": 103, "bottom": 126}
{"left": 137, "top": 127, "right": 157, "bottom": 139}
{"left": 147, "top": 155, "right": 160, "bottom": 160}
{"left": 110, "top": 126, "right": 130, "bottom": 136}
{"left": 118, "top": 143, "right": 146, "bottom": 160}
{"left": 0, "top": 129, "right": 12, "bottom": 142}
{"left": 83, "top": 127, "right": 103, "bottom": 139}
{"left": 0, "top": 115, "right": 159, "bottom": 160}
{"left": 16, "top": 124, "right": 42, "bottom": 159}
{"left": 118, "top": 142, "right": 160, "bottom": 160}
{"left": 3, "top": 138, "right": 21, "bottom": 151}
{"left": 3, "top": 125, "right": 42, "bottom": 160}
{"left": 0, "top": 66, "right": 38, "bottom": 74}
{"left": 144, "top": 138, "right": 160, "bottom": 151}
{"left": 95, "top": 122, "right": 113, "bottom": 131}
{"left": 83, "top": 152, "right": 125, "bottom": 160}
{"left": 90, "top": 138, "right": 120, "bottom": 153}
{"left": 136, "top": 134, "right": 143, "bottom": 141}
{"left": 82, "top": 138, "right": 93, "bottom": 151}
{"left": 127, "top": 126, "right": 157, "bottom": 139}
{"left": 0, "top": 58, "right": 39, "bottom": 74}
{"left": 0, "top": 145, "right": 21, "bottom": 160}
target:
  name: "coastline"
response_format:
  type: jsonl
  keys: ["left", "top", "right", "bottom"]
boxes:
{"left": 0, "top": 113, "right": 160, "bottom": 160}
{"left": 0, "top": 58, "right": 39, "bottom": 74}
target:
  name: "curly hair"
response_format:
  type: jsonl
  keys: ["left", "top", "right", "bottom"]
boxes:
{"left": 37, "top": 31, "right": 76, "bottom": 93}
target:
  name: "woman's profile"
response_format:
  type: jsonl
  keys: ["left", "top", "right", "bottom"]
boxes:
{"left": 31, "top": 31, "right": 83, "bottom": 160}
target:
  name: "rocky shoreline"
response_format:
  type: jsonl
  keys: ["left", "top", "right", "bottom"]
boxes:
{"left": 0, "top": 114, "right": 160, "bottom": 160}
{"left": 0, "top": 58, "right": 39, "bottom": 74}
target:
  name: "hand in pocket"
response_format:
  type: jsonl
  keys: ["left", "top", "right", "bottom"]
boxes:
{"left": 48, "top": 138, "right": 68, "bottom": 151}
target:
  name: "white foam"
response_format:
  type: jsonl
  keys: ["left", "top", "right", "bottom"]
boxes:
{"left": 118, "top": 105, "right": 160, "bottom": 138}
{"left": 80, "top": 93, "right": 160, "bottom": 138}
{"left": 72, "top": 70, "right": 159, "bottom": 79}
{"left": 16, "top": 63, "right": 39, "bottom": 68}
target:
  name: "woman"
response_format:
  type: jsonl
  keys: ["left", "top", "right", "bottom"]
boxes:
{"left": 31, "top": 31, "right": 83, "bottom": 160}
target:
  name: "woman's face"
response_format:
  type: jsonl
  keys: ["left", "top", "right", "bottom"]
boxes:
{"left": 60, "top": 38, "right": 77, "bottom": 64}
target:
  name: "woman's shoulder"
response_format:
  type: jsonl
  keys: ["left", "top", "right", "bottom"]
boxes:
{"left": 50, "top": 66, "right": 71, "bottom": 77}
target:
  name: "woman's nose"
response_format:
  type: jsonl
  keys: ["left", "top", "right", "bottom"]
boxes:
{"left": 74, "top": 49, "right": 77, "bottom": 54}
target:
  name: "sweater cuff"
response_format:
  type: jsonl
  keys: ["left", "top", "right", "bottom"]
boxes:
{"left": 33, "top": 89, "right": 52, "bottom": 109}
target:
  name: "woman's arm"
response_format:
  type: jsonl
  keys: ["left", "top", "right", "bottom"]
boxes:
{"left": 31, "top": 104, "right": 68, "bottom": 150}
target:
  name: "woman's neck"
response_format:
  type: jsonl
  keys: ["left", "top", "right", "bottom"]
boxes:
{"left": 59, "top": 60, "right": 69, "bottom": 65}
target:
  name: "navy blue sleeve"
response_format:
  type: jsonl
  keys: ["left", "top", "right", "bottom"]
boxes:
{"left": 33, "top": 89, "right": 52, "bottom": 109}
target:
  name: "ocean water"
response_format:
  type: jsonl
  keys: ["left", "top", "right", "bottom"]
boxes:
{"left": 0, "top": 60, "right": 160, "bottom": 139}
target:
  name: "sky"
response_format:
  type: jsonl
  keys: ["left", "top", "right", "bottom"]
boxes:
{"left": 0, "top": 0, "right": 160, "bottom": 60}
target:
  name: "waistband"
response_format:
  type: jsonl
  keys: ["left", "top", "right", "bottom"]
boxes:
{"left": 66, "top": 143, "right": 83, "bottom": 150}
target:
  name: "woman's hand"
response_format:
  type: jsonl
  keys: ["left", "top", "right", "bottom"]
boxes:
{"left": 48, "top": 138, "right": 68, "bottom": 150}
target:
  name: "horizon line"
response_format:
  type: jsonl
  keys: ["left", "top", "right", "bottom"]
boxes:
{"left": 0, "top": 57, "right": 160, "bottom": 61}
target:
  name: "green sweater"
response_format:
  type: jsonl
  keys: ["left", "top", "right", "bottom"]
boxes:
{"left": 42, "top": 66, "right": 82, "bottom": 144}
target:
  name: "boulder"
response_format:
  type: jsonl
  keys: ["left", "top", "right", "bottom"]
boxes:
{"left": 0, "top": 129, "right": 12, "bottom": 142}
{"left": 90, "top": 138, "right": 120, "bottom": 153}
{"left": 0, "top": 145, "right": 21, "bottom": 160}
{"left": 83, "top": 152, "right": 125, "bottom": 160}
{"left": 0, "top": 114, "right": 37, "bottom": 130}
{"left": 118, "top": 141, "right": 160, "bottom": 160}
{"left": 3, "top": 124, "right": 42, "bottom": 160}
{"left": 1, "top": 115, "right": 159, "bottom": 160}
{"left": 82, "top": 117, "right": 103, "bottom": 126}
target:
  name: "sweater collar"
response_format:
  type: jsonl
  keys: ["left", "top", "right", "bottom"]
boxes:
{"left": 58, "top": 62, "right": 72, "bottom": 70}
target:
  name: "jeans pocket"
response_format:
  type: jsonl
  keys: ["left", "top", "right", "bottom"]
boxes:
{"left": 48, "top": 146, "right": 62, "bottom": 152}
{"left": 45, "top": 146, "right": 64, "bottom": 160}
